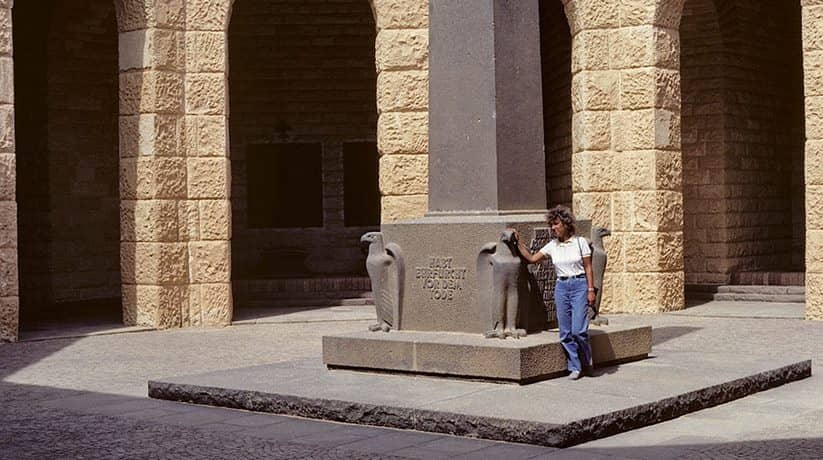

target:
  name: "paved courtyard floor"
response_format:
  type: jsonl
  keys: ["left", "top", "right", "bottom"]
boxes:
{"left": 1, "top": 302, "right": 822, "bottom": 459}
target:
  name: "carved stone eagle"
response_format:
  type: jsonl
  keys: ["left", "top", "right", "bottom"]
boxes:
{"left": 361, "top": 232, "right": 404, "bottom": 332}
{"left": 477, "top": 230, "right": 527, "bottom": 339}
{"left": 589, "top": 226, "right": 611, "bottom": 325}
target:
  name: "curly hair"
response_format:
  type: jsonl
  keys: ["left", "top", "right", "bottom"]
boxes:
{"left": 546, "top": 205, "right": 577, "bottom": 238}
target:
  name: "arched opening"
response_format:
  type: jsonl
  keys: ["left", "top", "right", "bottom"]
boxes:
{"left": 228, "top": 0, "right": 379, "bottom": 314}
{"left": 681, "top": 0, "right": 805, "bottom": 301}
{"left": 13, "top": 0, "right": 121, "bottom": 335}
{"left": 540, "top": 0, "right": 573, "bottom": 209}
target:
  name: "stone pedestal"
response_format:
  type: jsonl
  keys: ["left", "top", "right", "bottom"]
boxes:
{"left": 324, "top": 326, "right": 652, "bottom": 384}
{"left": 382, "top": 214, "right": 547, "bottom": 334}
{"left": 321, "top": 0, "right": 651, "bottom": 382}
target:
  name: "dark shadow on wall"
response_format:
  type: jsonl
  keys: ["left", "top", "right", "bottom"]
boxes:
{"left": 539, "top": 0, "right": 573, "bottom": 209}
{"left": 13, "top": 0, "right": 122, "bottom": 334}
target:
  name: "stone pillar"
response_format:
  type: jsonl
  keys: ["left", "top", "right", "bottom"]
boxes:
{"left": 803, "top": 0, "right": 823, "bottom": 320}
{"left": 373, "top": 0, "right": 430, "bottom": 221}
{"left": 183, "top": 0, "right": 232, "bottom": 326}
{"left": 380, "top": 0, "right": 548, "bottom": 333}
{"left": 118, "top": 0, "right": 189, "bottom": 328}
{"left": 428, "top": 0, "right": 546, "bottom": 214}
{"left": 568, "top": 0, "right": 684, "bottom": 313}
{"left": 0, "top": 0, "right": 18, "bottom": 342}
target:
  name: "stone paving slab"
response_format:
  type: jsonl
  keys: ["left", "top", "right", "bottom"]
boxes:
{"left": 149, "top": 350, "right": 811, "bottom": 448}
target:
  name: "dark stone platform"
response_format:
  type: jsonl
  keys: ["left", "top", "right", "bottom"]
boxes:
{"left": 149, "top": 355, "right": 811, "bottom": 448}
{"left": 323, "top": 326, "right": 652, "bottom": 383}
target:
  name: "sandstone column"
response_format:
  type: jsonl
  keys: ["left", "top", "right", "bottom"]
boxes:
{"left": 0, "top": 0, "right": 18, "bottom": 342}
{"left": 118, "top": 0, "right": 189, "bottom": 328}
{"left": 567, "top": 0, "right": 684, "bottom": 313}
{"left": 373, "top": 0, "right": 430, "bottom": 221}
{"left": 182, "top": 0, "right": 232, "bottom": 326}
{"left": 804, "top": 0, "right": 823, "bottom": 320}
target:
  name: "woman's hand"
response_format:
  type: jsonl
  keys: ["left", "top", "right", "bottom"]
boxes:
{"left": 508, "top": 228, "right": 545, "bottom": 264}
{"left": 587, "top": 289, "right": 596, "bottom": 305}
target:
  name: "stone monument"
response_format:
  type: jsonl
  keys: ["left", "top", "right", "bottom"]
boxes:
{"left": 323, "top": 0, "right": 651, "bottom": 383}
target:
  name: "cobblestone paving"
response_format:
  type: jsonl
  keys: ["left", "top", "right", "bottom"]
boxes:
{"left": 0, "top": 393, "right": 402, "bottom": 459}
{"left": 1, "top": 307, "right": 822, "bottom": 459}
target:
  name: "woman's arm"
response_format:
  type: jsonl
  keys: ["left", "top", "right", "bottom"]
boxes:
{"left": 583, "top": 255, "right": 596, "bottom": 304}
{"left": 511, "top": 229, "right": 546, "bottom": 264}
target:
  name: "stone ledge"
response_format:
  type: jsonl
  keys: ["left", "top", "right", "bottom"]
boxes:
{"left": 322, "top": 326, "right": 652, "bottom": 383}
{"left": 148, "top": 359, "right": 811, "bottom": 448}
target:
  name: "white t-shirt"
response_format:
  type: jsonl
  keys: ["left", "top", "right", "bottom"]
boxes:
{"left": 539, "top": 236, "right": 591, "bottom": 278}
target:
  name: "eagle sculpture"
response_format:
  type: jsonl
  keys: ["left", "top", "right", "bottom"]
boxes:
{"left": 477, "top": 230, "right": 527, "bottom": 339}
{"left": 361, "top": 232, "right": 404, "bottom": 332}
{"left": 589, "top": 226, "right": 611, "bottom": 326}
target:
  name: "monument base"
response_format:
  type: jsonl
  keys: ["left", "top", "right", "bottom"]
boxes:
{"left": 323, "top": 325, "right": 652, "bottom": 384}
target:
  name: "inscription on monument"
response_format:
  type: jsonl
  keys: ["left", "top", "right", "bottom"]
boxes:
{"left": 415, "top": 256, "right": 468, "bottom": 301}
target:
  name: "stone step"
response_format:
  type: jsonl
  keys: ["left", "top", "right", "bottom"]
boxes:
{"left": 712, "top": 293, "right": 805, "bottom": 303}
{"left": 239, "top": 297, "right": 375, "bottom": 308}
{"left": 233, "top": 276, "right": 371, "bottom": 294}
{"left": 717, "top": 285, "right": 805, "bottom": 295}
{"left": 733, "top": 271, "right": 805, "bottom": 286}
{"left": 233, "top": 276, "right": 373, "bottom": 308}
{"left": 685, "top": 284, "right": 806, "bottom": 303}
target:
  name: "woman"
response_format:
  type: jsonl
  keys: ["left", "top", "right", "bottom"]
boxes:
{"left": 512, "top": 206, "right": 595, "bottom": 380}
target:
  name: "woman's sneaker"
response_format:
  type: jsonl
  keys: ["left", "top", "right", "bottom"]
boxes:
{"left": 568, "top": 371, "right": 581, "bottom": 380}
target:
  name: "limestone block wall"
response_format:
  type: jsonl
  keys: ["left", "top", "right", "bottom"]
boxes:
{"left": 564, "top": 0, "right": 684, "bottom": 314}
{"left": 118, "top": 0, "right": 193, "bottom": 328}
{"left": 373, "top": 0, "right": 429, "bottom": 221}
{"left": 804, "top": 0, "right": 823, "bottom": 320}
{"left": 181, "top": 0, "right": 232, "bottom": 327}
{"left": 0, "top": 0, "right": 17, "bottom": 342}
{"left": 228, "top": 0, "right": 378, "bottom": 286}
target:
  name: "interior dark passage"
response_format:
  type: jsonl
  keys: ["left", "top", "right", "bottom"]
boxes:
{"left": 540, "top": 0, "right": 573, "bottom": 209}
{"left": 228, "top": 0, "right": 380, "bottom": 310}
{"left": 13, "top": 0, "right": 121, "bottom": 333}
{"left": 681, "top": 0, "right": 805, "bottom": 293}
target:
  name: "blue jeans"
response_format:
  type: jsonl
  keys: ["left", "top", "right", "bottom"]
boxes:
{"left": 554, "top": 276, "right": 592, "bottom": 372}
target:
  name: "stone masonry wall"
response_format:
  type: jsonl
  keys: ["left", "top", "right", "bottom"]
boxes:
{"left": 804, "top": 0, "right": 823, "bottom": 320}
{"left": 118, "top": 0, "right": 193, "bottom": 328}
{"left": 542, "top": 0, "right": 573, "bottom": 209}
{"left": 0, "top": 0, "right": 17, "bottom": 341}
{"left": 3, "top": 0, "right": 821, "bottom": 334}
{"left": 719, "top": 1, "right": 804, "bottom": 278}
{"left": 46, "top": 0, "right": 121, "bottom": 305}
{"left": 228, "top": 0, "right": 378, "bottom": 288}
{"left": 682, "top": 0, "right": 804, "bottom": 286}
{"left": 680, "top": 0, "right": 725, "bottom": 285}
{"left": 373, "top": 0, "right": 429, "bottom": 221}
{"left": 566, "top": 0, "right": 684, "bottom": 314}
